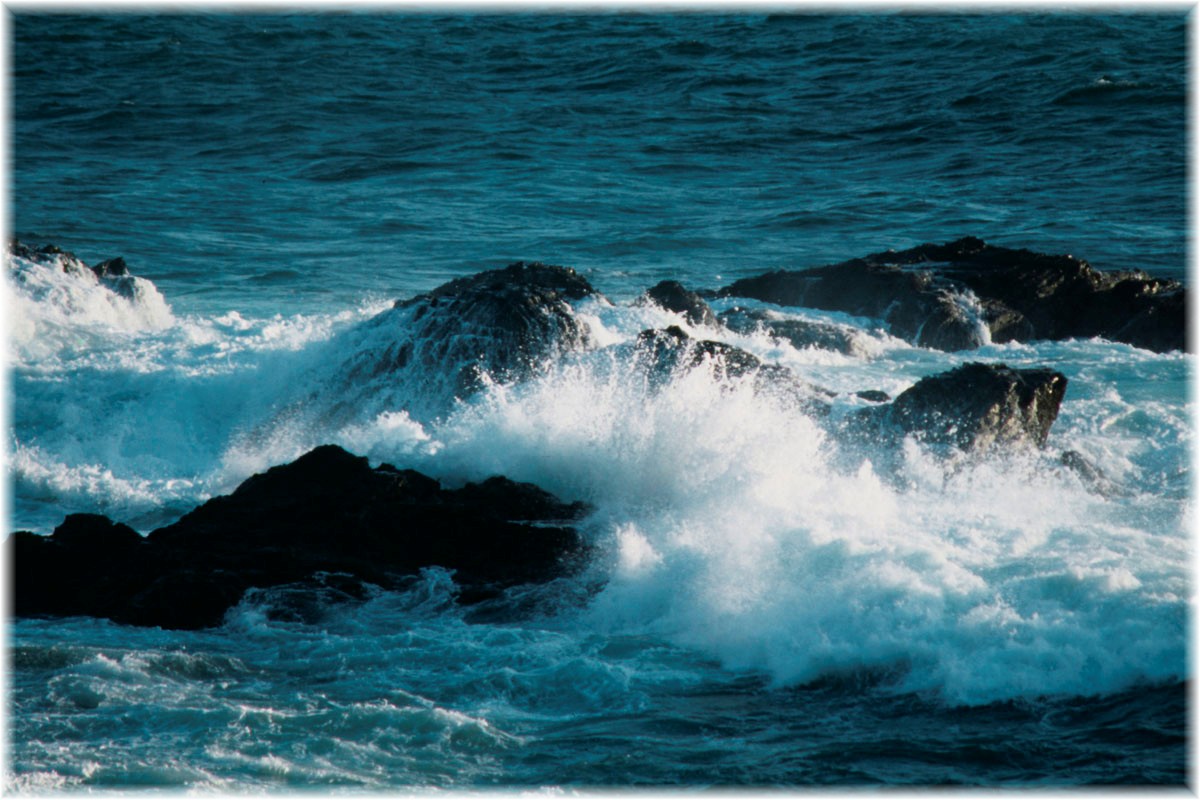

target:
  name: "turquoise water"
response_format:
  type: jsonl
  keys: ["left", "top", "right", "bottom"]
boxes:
{"left": 8, "top": 12, "right": 1190, "bottom": 789}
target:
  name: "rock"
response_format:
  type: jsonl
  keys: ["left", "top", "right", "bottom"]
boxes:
{"left": 857, "top": 362, "right": 1068, "bottom": 452}
{"left": 11, "top": 514, "right": 163, "bottom": 626}
{"left": 1110, "top": 289, "right": 1188, "bottom": 353}
{"left": 719, "top": 258, "right": 986, "bottom": 352}
{"left": 855, "top": 390, "right": 891, "bottom": 403}
{"left": 639, "top": 280, "right": 718, "bottom": 327}
{"left": 870, "top": 237, "right": 1186, "bottom": 351}
{"left": 11, "top": 445, "right": 592, "bottom": 630}
{"left": 633, "top": 325, "right": 834, "bottom": 415}
{"left": 719, "top": 238, "right": 1187, "bottom": 353}
{"left": 9, "top": 239, "right": 91, "bottom": 277}
{"left": 336, "top": 262, "right": 602, "bottom": 419}
{"left": 90, "top": 256, "right": 129, "bottom": 278}
{"left": 9, "top": 240, "right": 152, "bottom": 303}
{"left": 719, "top": 306, "right": 874, "bottom": 357}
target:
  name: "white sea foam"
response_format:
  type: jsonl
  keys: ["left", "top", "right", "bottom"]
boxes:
{"left": 406, "top": 354, "right": 1184, "bottom": 705}
{"left": 8, "top": 268, "right": 1191, "bottom": 706}
{"left": 8, "top": 250, "right": 175, "bottom": 360}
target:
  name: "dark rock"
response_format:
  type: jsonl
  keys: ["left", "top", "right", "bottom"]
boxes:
{"left": 719, "top": 237, "right": 1187, "bottom": 353}
{"left": 855, "top": 390, "right": 891, "bottom": 403}
{"left": 633, "top": 326, "right": 834, "bottom": 415}
{"left": 336, "top": 262, "right": 602, "bottom": 418}
{"left": 639, "top": 280, "right": 718, "bottom": 327}
{"left": 873, "top": 237, "right": 1186, "bottom": 352}
{"left": 719, "top": 258, "right": 986, "bottom": 352}
{"left": 48, "top": 513, "right": 142, "bottom": 551}
{"left": 719, "top": 307, "right": 873, "bottom": 357}
{"left": 9, "top": 240, "right": 144, "bottom": 300}
{"left": 979, "top": 297, "right": 1035, "bottom": 344}
{"left": 917, "top": 290, "right": 990, "bottom": 351}
{"left": 11, "top": 516, "right": 157, "bottom": 623}
{"left": 860, "top": 362, "right": 1068, "bottom": 452}
{"left": 1110, "top": 289, "right": 1188, "bottom": 353}
{"left": 9, "top": 239, "right": 91, "bottom": 276}
{"left": 11, "top": 445, "right": 593, "bottom": 630}
{"left": 91, "top": 257, "right": 129, "bottom": 278}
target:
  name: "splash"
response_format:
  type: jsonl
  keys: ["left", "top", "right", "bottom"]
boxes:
{"left": 8, "top": 260, "right": 1190, "bottom": 705}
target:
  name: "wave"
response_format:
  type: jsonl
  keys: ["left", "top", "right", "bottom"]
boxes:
{"left": 9, "top": 244, "right": 174, "bottom": 359}
{"left": 8, "top": 246, "right": 1190, "bottom": 706}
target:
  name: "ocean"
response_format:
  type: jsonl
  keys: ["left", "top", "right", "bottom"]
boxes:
{"left": 7, "top": 10, "right": 1190, "bottom": 790}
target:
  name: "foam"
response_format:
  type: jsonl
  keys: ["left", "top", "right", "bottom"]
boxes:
{"left": 393, "top": 345, "right": 1189, "bottom": 705}
{"left": 8, "top": 267, "right": 1191, "bottom": 705}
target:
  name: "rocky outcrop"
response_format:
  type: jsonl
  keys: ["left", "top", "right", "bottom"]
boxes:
{"left": 11, "top": 445, "right": 591, "bottom": 630}
{"left": 396, "top": 261, "right": 598, "bottom": 390}
{"left": 719, "top": 237, "right": 1186, "bottom": 353}
{"left": 9, "top": 240, "right": 91, "bottom": 275}
{"left": 851, "top": 362, "right": 1068, "bottom": 453}
{"left": 638, "top": 280, "right": 718, "bottom": 327}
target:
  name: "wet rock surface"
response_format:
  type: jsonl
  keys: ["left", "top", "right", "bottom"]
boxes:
{"left": 11, "top": 445, "right": 592, "bottom": 630}
{"left": 9, "top": 239, "right": 149, "bottom": 301}
{"left": 851, "top": 362, "right": 1068, "bottom": 453}
{"left": 719, "top": 257, "right": 986, "bottom": 351}
{"left": 639, "top": 280, "right": 719, "bottom": 327}
{"left": 336, "top": 261, "right": 603, "bottom": 416}
{"left": 719, "top": 237, "right": 1186, "bottom": 352}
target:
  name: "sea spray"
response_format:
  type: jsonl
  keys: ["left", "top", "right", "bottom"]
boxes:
{"left": 371, "top": 347, "right": 1187, "bottom": 706}
{"left": 10, "top": 254, "right": 1189, "bottom": 706}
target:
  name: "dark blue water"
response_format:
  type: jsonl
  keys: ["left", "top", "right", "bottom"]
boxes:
{"left": 13, "top": 12, "right": 1187, "bottom": 316}
{"left": 8, "top": 12, "right": 1190, "bottom": 790}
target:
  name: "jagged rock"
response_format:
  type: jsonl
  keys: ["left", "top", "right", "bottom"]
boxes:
{"left": 876, "top": 237, "right": 1187, "bottom": 351}
{"left": 719, "top": 237, "right": 1186, "bottom": 352}
{"left": 11, "top": 445, "right": 592, "bottom": 630}
{"left": 639, "top": 280, "right": 718, "bottom": 327}
{"left": 719, "top": 306, "right": 874, "bottom": 357}
{"left": 9, "top": 239, "right": 154, "bottom": 304}
{"left": 855, "top": 390, "right": 890, "bottom": 403}
{"left": 851, "top": 362, "right": 1068, "bottom": 452}
{"left": 90, "top": 256, "right": 129, "bottom": 278}
{"left": 9, "top": 240, "right": 91, "bottom": 276}
{"left": 719, "top": 258, "right": 986, "bottom": 351}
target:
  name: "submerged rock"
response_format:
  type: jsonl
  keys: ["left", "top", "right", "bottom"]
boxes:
{"left": 11, "top": 445, "right": 592, "bottom": 630}
{"left": 719, "top": 237, "right": 1187, "bottom": 353}
{"left": 851, "top": 362, "right": 1068, "bottom": 453}
{"left": 1059, "top": 449, "right": 1124, "bottom": 496}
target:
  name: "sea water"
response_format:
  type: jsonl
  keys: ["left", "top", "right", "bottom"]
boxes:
{"left": 7, "top": 12, "right": 1190, "bottom": 789}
